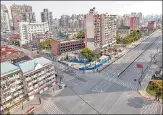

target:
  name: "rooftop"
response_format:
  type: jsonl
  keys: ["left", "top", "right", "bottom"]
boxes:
{"left": 16, "top": 57, "right": 52, "bottom": 74}
{"left": 1, "top": 62, "right": 20, "bottom": 76}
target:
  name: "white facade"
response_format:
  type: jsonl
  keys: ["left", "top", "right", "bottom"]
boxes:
{"left": 1, "top": 4, "right": 10, "bottom": 32}
{"left": 19, "top": 22, "right": 49, "bottom": 45}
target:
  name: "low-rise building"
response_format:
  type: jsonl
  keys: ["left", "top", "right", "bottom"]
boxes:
{"left": 0, "top": 46, "right": 30, "bottom": 63}
{"left": 147, "top": 21, "right": 157, "bottom": 30}
{"left": 16, "top": 57, "right": 56, "bottom": 100}
{"left": 51, "top": 39, "right": 85, "bottom": 55}
{"left": 117, "top": 27, "right": 130, "bottom": 38}
{"left": 1, "top": 62, "right": 24, "bottom": 113}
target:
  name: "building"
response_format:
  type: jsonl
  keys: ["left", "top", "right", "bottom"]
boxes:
{"left": 1, "top": 62, "right": 24, "bottom": 113}
{"left": 84, "top": 8, "right": 117, "bottom": 53}
{"left": 117, "top": 27, "right": 130, "bottom": 38}
{"left": 1, "top": 57, "right": 57, "bottom": 113}
{"left": 129, "top": 16, "right": 140, "bottom": 30}
{"left": 0, "top": 46, "right": 30, "bottom": 63}
{"left": 41, "top": 9, "right": 53, "bottom": 32}
{"left": 51, "top": 39, "right": 85, "bottom": 55}
{"left": 19, "top": 22, "right": 49, "bottom": 45}
{"left": 1, "top": 4, "right": 10, "bottom": 32}
{"left": 16, "top": 57, "right": 56, "bottom": 100}
{"left": 147, "top": 21, "right": 157, "bottom": 30}
{"left": 59, "top": 15, "right": 70, "bottom": 28}
{"left": 10, "top": 4, "right": 35, "bottom": 32}
{"left": 22, "top": 12, "right": 36, "bottom": 23}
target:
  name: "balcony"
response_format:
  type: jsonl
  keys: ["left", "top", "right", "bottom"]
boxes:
{"left": 6, "top": 95, "right": 12, "bottom": 101}
{"left": 28, "top": 82, "right": 33, "bottom": 86}
{"left": 13, "top": 92, "right": 19, "bottom": 96}
{"left": 32, "top": 79, "right": 37, "bottom": 83}
{"left": 17, "top": 85, "right": 22, "bottom": 90}
{"left": 34, "top": 84, "right": 38, "bottom": 88}
{"left": 10, "top": 88, "right": 16, "bottom": 92}
{"left": 28, "top": 86, "right": 34, "bottom": 91}
{"left": 26, "top": 77, "right": 32, "bottom": 82}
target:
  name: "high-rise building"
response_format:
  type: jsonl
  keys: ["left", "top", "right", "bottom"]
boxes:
{"left": 129, "top": 16, "right": 140, "bottom": 30}
{"left": 10, "top": 4, "right": 35, "bottom": 32}
{"left": 22, "top": 12, "right": 36, "bottom": 23}
{"left": 1, "top": 4, "right": 10, "bottom": 32}
{"left": 59, "top": 15, "right": 70, "bottom": 28}
{"left": 84, "top": 8, "right": 117, "bottom": 52}
{"left": 41, "top": 9, "right": 53, "bottom": 32}
{"left": 19, "top": 22, "right": 49, "bottom": 45}
{"left": 137, "top": 12, "right": 143, "bottom": 21}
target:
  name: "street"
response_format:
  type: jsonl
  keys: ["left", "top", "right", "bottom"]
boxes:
{"left": 34, "top": 30, "right": 162, "bottom": 114}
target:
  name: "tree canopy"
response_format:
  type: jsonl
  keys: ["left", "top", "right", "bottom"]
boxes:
{"left": 40, "top": 39, "right": 56, "bottom": 49}
{"left": 81, "top": 48, "right": 97, "bottom": 62}
{"left": 116, "top": 30, "right": 142, "bottom": 45}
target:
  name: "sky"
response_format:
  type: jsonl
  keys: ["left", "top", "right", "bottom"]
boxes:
{"left": 2, "top": 1, "right": 162, "bottom": 22}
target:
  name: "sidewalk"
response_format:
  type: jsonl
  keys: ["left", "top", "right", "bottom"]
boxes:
{"left": 10, "top": 84, "right": 65, "bottom": 114}
{"left": 138, "top": 62, "right": 163, "bottom": 104}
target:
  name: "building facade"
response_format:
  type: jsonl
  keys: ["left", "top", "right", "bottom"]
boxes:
{"left": 10, "top": 4, "right": 35, "bottom": 32}
{"left": 84, "top": 8, "right": 117, "bottom": 52}
{"left": 41, "top": 9, "right": 53, "bottom": 32}
{"left": 22, "top": 12, "right": 36, "bottom": 23}
{"left": 52, "top": 39, "right": 85, "bottom": 55}
{"left": 1, "top": 57, "right": 57, "bottom": 113}
{"left": 1, "top": 62, "right": 24, "bottom": 113}
{"left": 19, "top": 22, "right": 49, "bottom": 45}
{"left": 1, "top": 4, "right": 10, "bottom": 32}
{"left": 16, "top": 57, "right": 56, "bottom": 101}
{"left": 147, "top": 21, "right": 157, "bottom": 30}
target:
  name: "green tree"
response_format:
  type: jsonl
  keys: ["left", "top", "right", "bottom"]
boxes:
{"left": 81, "top": 48, "right": 96, "bottom": 62}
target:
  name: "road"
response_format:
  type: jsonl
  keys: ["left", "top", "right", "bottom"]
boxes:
{"left": 34, "top": 30, "right": 162, "bottom": 114}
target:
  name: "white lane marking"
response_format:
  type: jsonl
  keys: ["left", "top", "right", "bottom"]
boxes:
{"left": 43, "top": 99, "right": 64, "bottom": 114}
{"left": 78, "top": 101, "right": 90, "bottom": 114}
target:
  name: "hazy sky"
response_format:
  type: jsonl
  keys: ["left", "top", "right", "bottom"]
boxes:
{"left": 2, "top": 1, "right": 162, "bottom": 22}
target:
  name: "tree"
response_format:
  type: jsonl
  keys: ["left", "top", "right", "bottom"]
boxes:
{"left": 81, "top": 48, "right": 96, "bottom": 62}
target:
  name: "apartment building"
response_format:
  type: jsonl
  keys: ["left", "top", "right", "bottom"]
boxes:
{"left": 1, "top": 4, "right": 10, "bottom": 32}
{"left": 16, "top": 57, "right": 56, "bottom": 100}
{"left": 41, "top": 9, "right": 53, "bottom": 31}
{"left": 22, "top": 12, "right": 36, "bottom": 23}
{"left": 19, "top": 22, "right": 49, "bottom": 45}
{"left": 52, "top": 39, "right": 85, "bottom": 55}
{"left": 1, "top": 62, "right": 24, "bottom": 113}
{"left": 84, "top": 8, "right": 117, "bottom": 52}
{"left": 10, "top": 4, "right": 35, "bottom": 32}
{"left": 123, "top": 13, "right": 140, "bottom": 30}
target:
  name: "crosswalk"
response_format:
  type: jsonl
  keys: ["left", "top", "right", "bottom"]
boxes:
{"left": 92, "top": 76, "right": 138, "bottom": 93}
{"left": 43, "top": 99, "right": 64, "bottom": 114}
{"left": 107, "top": 77, "right": 139, "bottom": 90}
{"left": 140, "top": 101, "right": 159, "bottom": 114}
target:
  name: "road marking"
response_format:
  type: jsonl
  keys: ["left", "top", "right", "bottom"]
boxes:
{"left": 140, "top": 101, "right": 158, "bottom": 114}
{"left": 43, "top": 99, "right": 64, "bottom": 114}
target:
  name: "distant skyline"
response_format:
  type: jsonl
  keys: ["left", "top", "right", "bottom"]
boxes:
{"left": 2, "top": 1, "right": 162, "bottom": 22}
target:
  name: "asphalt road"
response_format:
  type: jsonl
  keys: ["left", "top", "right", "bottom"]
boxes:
{"left": 36, "top": 30, "right": 162, "bottom": 114}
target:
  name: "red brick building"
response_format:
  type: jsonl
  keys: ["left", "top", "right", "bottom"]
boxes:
{"left": 51, "top": 39, "right": 85, "bottom": 55}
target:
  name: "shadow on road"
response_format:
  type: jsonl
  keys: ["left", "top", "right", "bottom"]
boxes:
{"left": 127, "top": 97, "right": 153, "bottom": 108}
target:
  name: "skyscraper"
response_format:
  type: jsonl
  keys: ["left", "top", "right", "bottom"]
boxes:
{"left": 1, "top": 4, "right": 10, "bottom": 32}
{"left": 10, "top": 4, "right": 35, "bottom": 32}
{"left": 41, "top": 9, "right": 53, "bottom": 32}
